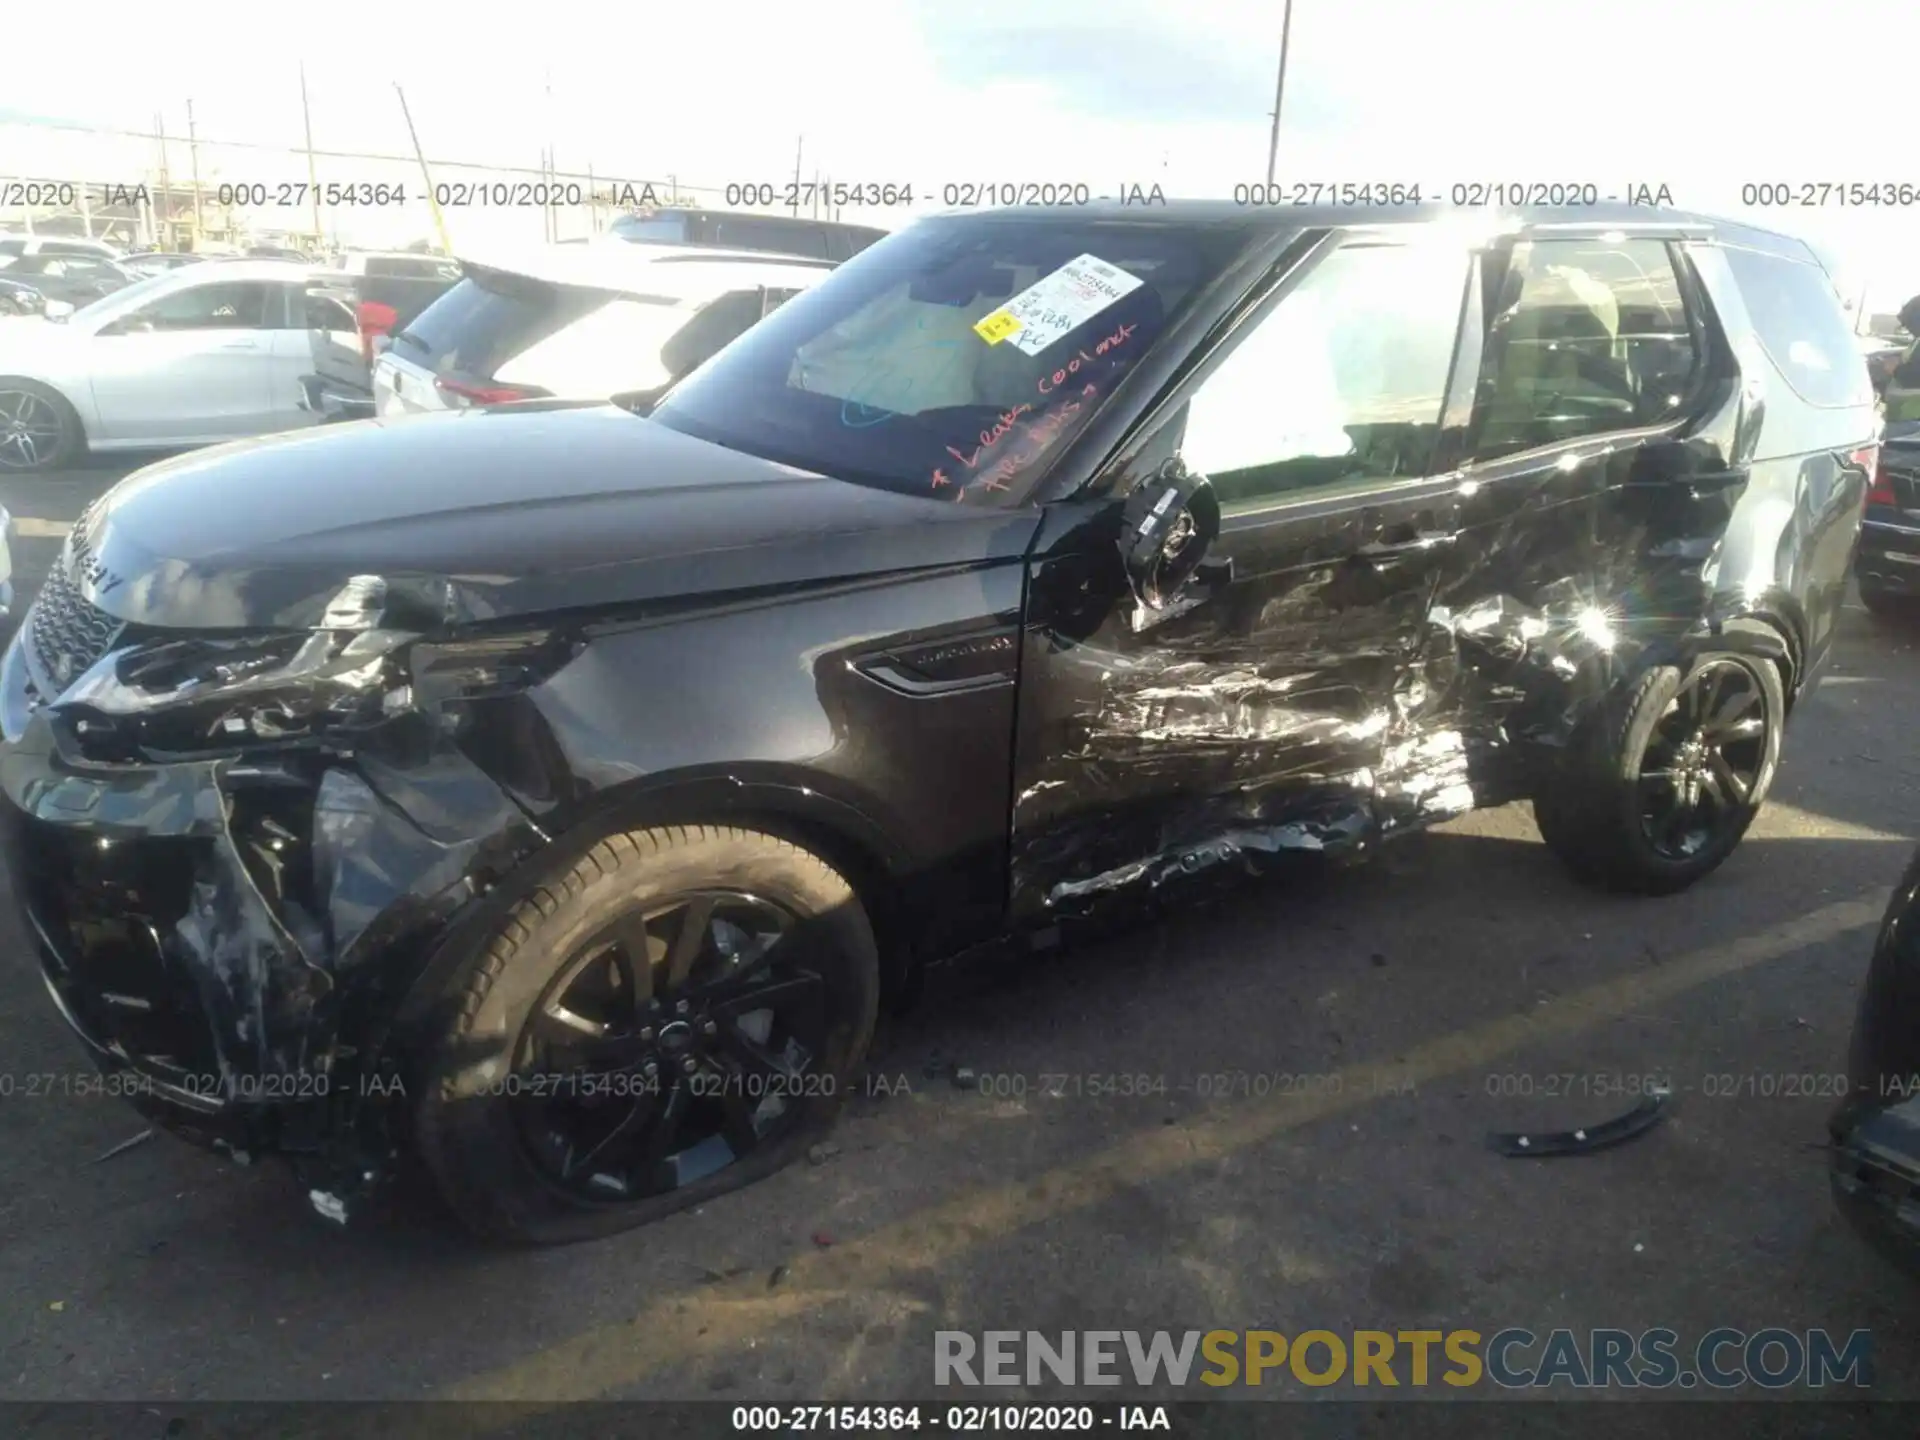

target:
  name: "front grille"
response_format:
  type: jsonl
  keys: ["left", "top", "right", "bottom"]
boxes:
{"left": 25, "top": 558, "right": 125, "bottom": 693}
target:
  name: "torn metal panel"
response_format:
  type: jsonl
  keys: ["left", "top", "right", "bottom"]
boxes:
{"left": 1008, "top": 386, "right": 1770, "bottom": 925}
{"left": 1, "top": 699, "right": 544, "bottom": 1110}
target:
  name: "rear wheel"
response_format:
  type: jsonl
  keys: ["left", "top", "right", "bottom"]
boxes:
{"left": 0, "top": 379, "right": 82, "bottom": 472}
{"left": 1534, "top": 653, "right": 1784, "bottom": 895}
{"left": 414, "top": 823, "right": 879, "bottom": 1245}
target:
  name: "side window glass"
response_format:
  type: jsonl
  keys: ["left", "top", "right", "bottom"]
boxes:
{"left": 1719, "top": 245, "right": 1874, "bottom": 409}
{"left": 1176, "top": 241, "right": 1467, "bottom": 510}
{"left": 1471, "top": 237, "right": 1699, "bottom": 461}
{"left": 660, "top": 290, "right": 768, "bottom": 379}
{"left": 130, "top": 281, "right": 270, "bottom": 331}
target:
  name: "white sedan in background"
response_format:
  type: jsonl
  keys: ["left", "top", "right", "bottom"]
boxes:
{"left": 373, "top": 243, "right": 832, "bottom": 416}
{"left": 0, "top": 260, "right": 358, "bottom": 472}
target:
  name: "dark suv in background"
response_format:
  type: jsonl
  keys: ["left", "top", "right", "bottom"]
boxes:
{"left": 0, "top": 202, "right": 1873, "bottom": 1244}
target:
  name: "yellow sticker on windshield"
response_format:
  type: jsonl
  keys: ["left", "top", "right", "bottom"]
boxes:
{"left": 974, "top": 309, "right": 1024, "bottom": 345}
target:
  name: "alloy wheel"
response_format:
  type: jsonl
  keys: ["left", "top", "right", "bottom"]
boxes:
{"left": 0, "top": 389, "right": 64, "bottom": 470}
{"left": 1636, "top": 659, "right": 1770, "bottom": 861}
{"left": 509, "top": 889, "right": 829, "bottom": 1203}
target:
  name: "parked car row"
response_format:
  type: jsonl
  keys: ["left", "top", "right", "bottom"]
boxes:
{"left": 0, "top": 235, "right": 126, "bottom": 263}
{"left": 0, "top": 198, "right": 1888, "bottom": 1256}
{"left": 0, "top": 249, "right": 834, "bottom": 470}
{"left": 0, "top": 212, "right": 884, "bottom": 470}
{"left": 0, "top": 252, "right": 140, "bottom": 311}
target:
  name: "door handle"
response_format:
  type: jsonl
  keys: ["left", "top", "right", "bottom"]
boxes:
{"left": 218, "top": 341, "right": 261, "bottom": 351}
{"left": 1356, "top": 530, "right": 1456, "bottom": 561}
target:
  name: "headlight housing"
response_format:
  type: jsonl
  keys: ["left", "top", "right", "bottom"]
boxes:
{"left": 55, "top": 627, "right": 417, "bottom": 760}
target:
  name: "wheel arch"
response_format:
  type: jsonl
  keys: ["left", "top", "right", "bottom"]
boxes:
{"left": 1702, "top": 602, "right": 1802, "bottom": 714}
{"left": 385, "top": 763, "right": 921, "bottom": 1057}
{"left": 0, "top": 372, "right": 91, "bottom": 438}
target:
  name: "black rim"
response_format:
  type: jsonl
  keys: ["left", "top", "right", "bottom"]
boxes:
{"left": 510, "top": 890, "right": 828, "bottom": 1203}
{"left": 1636, "top": 659, "right": 1769, "bottom": 861}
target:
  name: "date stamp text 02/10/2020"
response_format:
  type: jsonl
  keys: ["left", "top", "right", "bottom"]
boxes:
{"left": 27, "top": 178, "right": 1920, "bottom": 213}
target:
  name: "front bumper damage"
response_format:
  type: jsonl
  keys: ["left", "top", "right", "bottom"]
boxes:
{"left": 1829, "top": 1098, "right": 1920, "bottom": 1271}
{"left": 1829, "top": 845, "right": 1920, "bottom": 1275}
{"left": 0, "top": 636, "right": 540, "bottom": 1221}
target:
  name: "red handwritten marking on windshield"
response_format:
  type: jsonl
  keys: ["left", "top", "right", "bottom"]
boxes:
{"left": 931, "top": 314, "right": 1138, "bottom": 496}
{"left": 958, "top": 382, "right": 1101, "bottom": 497}
{"left": 945, "top": 402, "right": 1035, "bottom": 471}
{"left": 1037, "top": 320, "right": 1137, "bottom": 395}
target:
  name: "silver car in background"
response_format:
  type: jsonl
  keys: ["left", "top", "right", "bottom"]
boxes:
{"left": 0, "top": 259, "right": 359, "bottom": 471}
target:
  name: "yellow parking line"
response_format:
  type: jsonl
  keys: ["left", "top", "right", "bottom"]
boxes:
{"left": 440, "top": 890, "right": 1887, "bottom": 1406}
{"left": 10, "top": 517, "right": 70, "bottom": 539}
{"left": 1749, "top": 801, "right": 1910, "bottom": 844}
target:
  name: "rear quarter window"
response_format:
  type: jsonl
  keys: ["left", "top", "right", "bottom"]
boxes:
{"left": 1721, "top": 245, "right": 1873, "bottom": 408}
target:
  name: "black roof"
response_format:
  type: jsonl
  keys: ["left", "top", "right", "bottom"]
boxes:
{"left": 939, "top": 199, "right": 1819, "bottom": 258}
{"left": 625, "top": 208, "right": 889, "bottom": 237}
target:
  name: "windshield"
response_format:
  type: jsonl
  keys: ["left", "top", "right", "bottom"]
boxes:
{"left": 649, "top": 214, "right": 1251, "bottom": 503}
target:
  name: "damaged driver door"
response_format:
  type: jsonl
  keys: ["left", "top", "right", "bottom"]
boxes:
{"left": 1009, "top": 233, "right": 1477, "bottom": 926}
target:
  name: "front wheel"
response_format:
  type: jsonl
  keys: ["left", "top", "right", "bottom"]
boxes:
{"left": 414, "top": 824, "right": 879, "bottom": 1245}
{"left": 0, "top": 379, "right": 83, "bottom": 472}
{"left": 1534, "top": 653, "right": 1784, "bottom": 896}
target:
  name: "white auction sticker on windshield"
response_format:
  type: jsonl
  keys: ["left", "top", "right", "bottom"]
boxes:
{"left": 974, "top": 254, "right": 1144, "bottom": 357}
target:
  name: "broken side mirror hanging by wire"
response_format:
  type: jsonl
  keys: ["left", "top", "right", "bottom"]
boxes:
{"left": 1118, "top": 456, "right": 1225, "bottom": 631}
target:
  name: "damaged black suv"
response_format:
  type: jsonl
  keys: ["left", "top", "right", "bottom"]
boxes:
{"left": 0, "top": 202, "right": 1875, "bottom": 1243}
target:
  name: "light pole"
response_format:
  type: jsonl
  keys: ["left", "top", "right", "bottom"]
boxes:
{"left": 1264, "top": 0, "right": 1295, "bottom": 186}
{"left": 300, "top": 65, "right": 322, "bottom": 250}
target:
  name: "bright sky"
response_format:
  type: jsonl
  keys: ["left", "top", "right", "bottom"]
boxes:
{"left": 5, "top": 0, "right": 1920, "bottom": 314}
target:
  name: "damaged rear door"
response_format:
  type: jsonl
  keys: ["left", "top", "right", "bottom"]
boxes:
{"left": 1009, "top": 230, "right": 1480, "bottom": 923}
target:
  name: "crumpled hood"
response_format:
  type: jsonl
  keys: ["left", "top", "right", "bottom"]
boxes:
{"left": 71, "top": 403, "right": 1036, "bottom": 631}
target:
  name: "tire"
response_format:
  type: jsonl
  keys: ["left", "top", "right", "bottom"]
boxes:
{"left": 0, "top": 378, "right": 83, "bottom": 472}
{"left": 1859, "top": 584, "right": 1909, "bottom": 621}
{"left": 414, "top": 823, "right": 879, "bottom": 1245}
{"left": 1534, "top": 653, "right": 1785, "bottom": 896}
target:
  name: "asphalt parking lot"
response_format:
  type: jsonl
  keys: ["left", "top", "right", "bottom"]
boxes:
{"left": 4, "top": 453, "right": 1920, "bottom": 1417}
